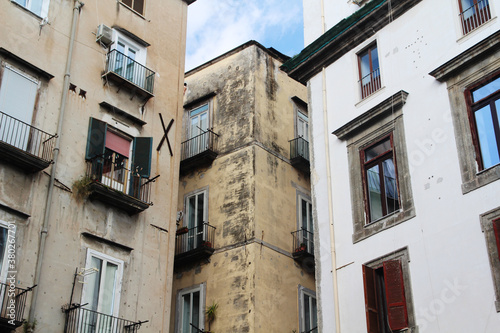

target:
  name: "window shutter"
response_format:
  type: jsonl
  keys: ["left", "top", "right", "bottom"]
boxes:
{"left": 383, "top": 260, "right": 408, "bottom": 331}
{"left": 363, "top": 265, "right": 380, "bottom": 333}
{"left": 493, "top": 218, "right": 500, "bottom": 262}
{"left": 85, "top": 118, "right": 107, "bottom": 160}
{"left": 131, "top": 137, "right": 152, "bottom": 178}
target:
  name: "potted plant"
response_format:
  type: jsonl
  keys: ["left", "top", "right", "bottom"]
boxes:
{"left": 205, "top": 301, "right": 218, "bottom": 333}
{"left": 295, "top": 243, "right": 307, "bottom": 252}
{"left": 201, "top": 240, "right": 212, "bottom": 248}
{"left": 176, "top": 226, "right": 189, "bottom": 235}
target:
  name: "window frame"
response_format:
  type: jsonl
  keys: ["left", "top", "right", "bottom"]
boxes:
{"left": 175, "top": 283, "right": 206, "bottom": 333}
{"left": 362, "top": 247, "right": 416, "bottom": 333}
{"left": 12, "top": 0, "right": 50, "bottom": 18}
{"left": 480, "top": 206, "right": 500, "bottom": 312}
{"left": 298, "top": 285, "right": 318, "bottom": 333}
{"left": 357, "top": 43, "right": 382, "bottom": 99}
{"left": 81, "top": 249, "right": 124, "bottom": 318}
{"left": 457, "top": 0, "right": 492, "bottom": 35}
{"left": 296, "top": 192, "right": 314, "bottom": 253}
{"left": 464, "top": 71, "right": 500, "bottom": 171}
{"left": 183, "top": 187, "right": 209, "bottom": 251}
{"left": 120, "top": 0, "right": 145, "bottom": 16}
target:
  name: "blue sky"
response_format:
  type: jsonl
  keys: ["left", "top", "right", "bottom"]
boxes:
{"left": 185, "top": 0, "right": 304, "bottom": 71}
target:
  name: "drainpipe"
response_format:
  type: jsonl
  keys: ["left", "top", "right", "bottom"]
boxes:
{"left": 320, "top": 0, "right": 341, "bottom": 332}
{"left": 28, "top": 1, "right": 84, "bottom": 329}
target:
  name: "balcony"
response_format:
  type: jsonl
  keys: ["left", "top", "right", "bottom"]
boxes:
{"left": 180, "top": 130, "right": 219, "bottom": 173}
{"left": 0, "top": 111, "right": 56, "bottom": 172}
{"left": 174, "top": 223, "right": 216, "bottom": 266}
{"left": 102, "top": 49, "right": 155, "bottom": 100}
{"left": 460, "top": 0, "right": 491, "bottom": 35}
{"left": 291, "top": 228, "right": 314, "bottom": 271}
{"left": 360, "top": 68, "right": 381, "bottom": 99}
{"left": 86, "top": 156, "right": 157, "bottom": 215}
{"left": 63, "top": 304, "right": 146, "bottom": 333}
{"left": 0, "top": 282, "right": 36, "bottom": 329}
{"left": 290, "top": 137, "right": 310, "bottom": 173}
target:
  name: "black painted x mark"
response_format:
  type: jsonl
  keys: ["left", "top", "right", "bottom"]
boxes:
{"left": 156, "top": 113, "right": 174, "bottom": 156}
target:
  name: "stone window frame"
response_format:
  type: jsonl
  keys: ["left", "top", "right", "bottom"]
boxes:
{"left": 480, "top": 206, "right": 500, "bottom": 312}
{"left": 362, "top": 247, "right": 417, "bottom": 333}
{"left": 174, "top": 282, "right": 207, "bottom": 333}
{"left": 333, "top": 90, "right": 416, "bottom": 243}
{"left": 429, "top": 30, "right": 500, "bottom": 194}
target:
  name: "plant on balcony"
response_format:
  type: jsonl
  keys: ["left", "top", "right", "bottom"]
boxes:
{"left": 176, "top": 226, "right": 189, "bottom": 235}
{"left": 201, "top": 240, "right": 212, "bottom": 248}
{"left": 205, "top": 301, "right": 218, "bottom": 333}
{"left": 72, "top": 176, "right": 92, "bottom": 202}
{"left": 23, "top": 319, "right": 36, "bottom": 333}
{"left": 295, "top": 243, "right": 307, "bottom": 253}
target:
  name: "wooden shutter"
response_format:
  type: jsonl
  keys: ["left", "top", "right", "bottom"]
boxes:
{"left": 85, "top": 118, "right": 107, "bottom": 160}
{"left": 131, "top": 137, "right": 152, "bottom": 178}
{"left": 363, "top": 265, "right": 380, "bottom": 333}
{"left": 493, "top": 218, "right": 500, "bottom": 262}
{"left": 383, "top": 260, "right": 408, "bottom": 331}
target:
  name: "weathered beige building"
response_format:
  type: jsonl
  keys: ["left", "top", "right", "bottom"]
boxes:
{"left": 0, "top": 0, "right": 193, "bottom": 332}
{"left": 171, "top": 41, "right": 316, "bottom": 333}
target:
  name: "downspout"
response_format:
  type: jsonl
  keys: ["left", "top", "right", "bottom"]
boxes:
{"left": 28, "top": 0, "right": 84, "bottom": 329}
{"left": 320, "top": 0, "right": 341, "bottom": 332}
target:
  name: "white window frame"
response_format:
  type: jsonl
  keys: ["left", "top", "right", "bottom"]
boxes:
{"left": 298, "top": 285, "right": 317, "bottom": 333}
{"left": 0, "top": 220, "right": 14, "bottom": 284}
{"left": 175, "top": 283, "right": 206, "bottom": 333}
{"left": 81, "top": 249, "right": 124, "bottom": 318}
{"left": 112, "top": 30, "right": 147, "bottom": 66}
{"left": 12, "top": 0, "right": 50, "bottom": 18}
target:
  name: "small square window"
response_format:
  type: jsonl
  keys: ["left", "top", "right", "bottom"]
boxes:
{"left": 358, "top": 43, "right": 381, "bottom": 99}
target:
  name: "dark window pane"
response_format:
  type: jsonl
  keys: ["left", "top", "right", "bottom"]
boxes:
{"left": 383, "top": 158, "right": 400, "bottom": 214}
{"left": 134, "top": 0, "right": 144, "bottom": 14}
{"left": 475, "top": 104, "right": 500, "bottom": 168}
{"left": 367, "top": 165, "right": 383, "bottom": 221}
{"left": 365, "top": 137, "right": 391, "bottom": 162}
{"left": 122, "top": 0, "right": 133, "bottom": 7}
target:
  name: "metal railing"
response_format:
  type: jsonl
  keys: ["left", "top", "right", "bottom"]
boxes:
{"left": 181, "top": 130, "right": 219, "bottom": 161}
{"left": 0, "top": 111, "right": 56, "bottom": 162}
{"left": 0, "top": 282, "right": 35, "bottom": 324}
{"left": 86, "top": 156, "right": 155, "bottom": 204}
{"left": 175, "top": 222, "right": 216, "bottom": 256}
{"left": 64, "top": 304, "right": 144, "bottom": 333}
{"left": 292, "top": 228, "right": 314, "bottom": 256}
{"left": 105, "top": 49, "right": 155, "bottom": 94}
{"left": 460, "top": 0, "right": 491, "bottom": 35}
{"left": 290, "top": 137, "right": 309, "bottom": 161}
{"left": 302, "top": 327, "right": 318, "bottom": 333}
{"left": 359, "top": 68, "right": 381, "bottom": 99}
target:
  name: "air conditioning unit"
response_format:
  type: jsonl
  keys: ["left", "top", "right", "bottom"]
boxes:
{"left": 96, "top": 24, "right": 113, "bottom": 46}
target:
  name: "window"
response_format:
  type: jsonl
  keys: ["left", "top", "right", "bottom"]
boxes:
{"left": 333, "top": 91, "right": 415, "bottom": 242}
{"left": 296, "top": 110, "right": 310, "bottom": 160}
{"left": 362, "top": 248, "right": 416, "bottom": 333}
{"left": 298, "top": 286, "right": 318, "bottom": 333}
{"left": 121, "top": 0, "right": 145, "bottom": 15}
{"left": 466, "top": 74, "right": 500, "bottom": 171}
{"left": 12, "top": 0, "right": 49, "bottom": 17}
{"left": 184, "top": 189, "right": 208, "bottom": 251}
{"left": 176, "top": 283, "right": 206, "bottom": 333}
{"left": 0, "top": 64, "right": 39, "bottom": 150}
{"left": 458, "top": 0, "right": 491, "bottom": 35}
{"left": 480, "top": 207, "right": 500, "bottom": 312}
{"left": 0, "top": 222, "right": 13, "bottom": 284}
{"left": 298, "top": 194, "right": 314, "bottom": 253}
{"left": 86, "top": 117, "right": 153, "bottom": 195}
{"left": 358, "top": 43, "right": 381, "bottom": 99}
{"left": 361, "top": 135, "right": 400, "bottom": 223}
{"left": 81, "top": 249, "right": 124, "bottom": 328}
{"left": 188, "top": 103, "right": 209, "bottom": 155}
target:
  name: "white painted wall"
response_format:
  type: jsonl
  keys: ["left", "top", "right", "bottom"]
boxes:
{"left": 305, "top": 0, "right": 500, "bottom": 332}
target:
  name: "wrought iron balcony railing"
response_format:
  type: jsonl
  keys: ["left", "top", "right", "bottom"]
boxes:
{"left": 291, "top": 228, "right": 314, "bottom": 257}
{"left": 460, "top": 0, "right": 491, "bottom": 35}
{"left": 175, "top": 222, "right": 216, "bottom": 256}
{"left": 302, "top": 327, "right": 318, "bottom": 333}
{"left": 0, "top": 110, "right": 56, "bottom": 168}
{"left": 290, "top": 137, "right": 309, "bottom": 161}
{"left": 85, "top": 156, "right": 157, "bottom": 214}
{"left": 104, "top": 49, "right": 155, "bottom": 95}
{"left": 181, "top": 130, "right": 219, "bottom": 162}
{"left": 0, "top": 282, "right": 36, "bottom": 328}
{"left": 359, "top": 68, "right": 381, "bottom": 99}
{"left": 63, "top": 304, "right": 146, "bottom": 333}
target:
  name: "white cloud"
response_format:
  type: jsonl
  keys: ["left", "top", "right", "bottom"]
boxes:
{"left": 185, "top": 0, "right": 303, "bottom": 71}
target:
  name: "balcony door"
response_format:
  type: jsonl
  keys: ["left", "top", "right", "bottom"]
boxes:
{"left": 0, "top": 65, "right": 38, "bottom": 150}
{"left": 299, "top": 196, "right": 314, "bottom": 254}
{"left": 82, "top": 250, "right": 123, "bottom": 333}
{"left": 185, "top": 190, "right": 207, "bottom": 252}
{"left": 188, "top": 104, "right": 209, "bottom": 158}
{"left": 101, "top": 130, "right": 132, "bottom": 193}
{"left": 112, "top": 30, "right": 147, "bottom": 88}
{"left": 297, "top": 111, "right": 309, "bottom": 159}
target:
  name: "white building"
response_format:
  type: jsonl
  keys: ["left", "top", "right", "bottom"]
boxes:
{"left": 282, "top": 0, "right": 500, "bottom": 332}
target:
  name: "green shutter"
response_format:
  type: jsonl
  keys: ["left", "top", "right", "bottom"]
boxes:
{"left": 85, "top": 118, "right": 107, "bottom": 160}
{"left": 131, "top": 137, "right": 152, "bottom": 178}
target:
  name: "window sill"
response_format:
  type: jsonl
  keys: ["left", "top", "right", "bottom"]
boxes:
{"left": 118, "top": 2, "right": 147, "bottom": 20}
{"left": 355, "top": 86, "right": 386, "bottom": 109}
{"left": 462, "top": 163, "right": 500, "bottom": 194}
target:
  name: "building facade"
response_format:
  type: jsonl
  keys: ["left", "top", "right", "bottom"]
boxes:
{"left": 283, "top": 0, "right": 500, "bottom": 332}
{"left": 0, "top": 0, "right": 193, "bottom": 331}
{"left": 171, "top": 41, "right": 316, "bottom": 333}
